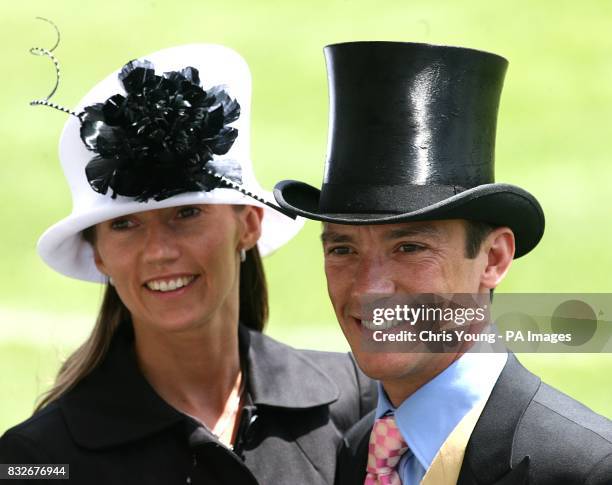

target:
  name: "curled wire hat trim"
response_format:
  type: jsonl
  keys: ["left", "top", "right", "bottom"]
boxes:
{"left": 29, "top": 18, "right": 295, "bottom": 218}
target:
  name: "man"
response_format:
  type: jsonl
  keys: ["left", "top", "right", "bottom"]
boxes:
{"left": 274, "top": 42, "right": 612, "bottom": 484}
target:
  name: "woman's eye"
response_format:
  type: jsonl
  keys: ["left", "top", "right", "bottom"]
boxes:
{"left": 398, "top": 243, "right": 424, "bottom": 253}
{"left": 110, "top": 219, "right": 136, "bottom": 230}
{"left": 177, "top": 207, "right": 201, "bottom": 219}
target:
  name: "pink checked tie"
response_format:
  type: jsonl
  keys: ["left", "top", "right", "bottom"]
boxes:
{"left": 364, "top": 414, "right": 409, "bottom": 485}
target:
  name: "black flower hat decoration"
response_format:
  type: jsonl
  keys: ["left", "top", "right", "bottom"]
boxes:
{"left": 80, "top": 59, "right": 242, "bottom": 201}
{"left": 30, "top": 18, "right": 294, "bottom": 215}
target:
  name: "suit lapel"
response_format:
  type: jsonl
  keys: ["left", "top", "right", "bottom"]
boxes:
{"left": 458, "top": 455, "right": 530, "bottom": 485}
{"left": 335, "top": 410, "right": 374, "bottom": 485}
{"left": 495, "top": 456, "right": 530, "bottom": 485}
{"left": 241, "top": 325, "right": 339, "bottom": 409}
{"left": 458, "top": 353, "right": 540, "bottom": 485}
{"left": 240, "top": 325, "right": 342, "bottom": 483}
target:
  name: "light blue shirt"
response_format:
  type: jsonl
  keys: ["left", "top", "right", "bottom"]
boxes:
{"left": 374, "top": 352, "right": 508, "bottom": 484}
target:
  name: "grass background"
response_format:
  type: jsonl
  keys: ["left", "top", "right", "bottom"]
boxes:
{"left": 1, "top": 0, "right": 611, "bottom": 433}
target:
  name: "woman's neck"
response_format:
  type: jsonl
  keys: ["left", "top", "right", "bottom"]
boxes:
{"left": 132, "top": 311, "right": 242, "bottom": 442}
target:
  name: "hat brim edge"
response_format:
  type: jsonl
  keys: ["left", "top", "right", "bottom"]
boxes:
{"left": 38, "top": 189, "right": 304, "bottom": 283}
{"left": 273, "top": 180, "right": 545, "bottom": 258}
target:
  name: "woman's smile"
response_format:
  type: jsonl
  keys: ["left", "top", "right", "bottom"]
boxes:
{"left": 144, "top": 274, "right": 199, "bottom": 293}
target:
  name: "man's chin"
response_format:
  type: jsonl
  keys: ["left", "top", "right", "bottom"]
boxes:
{"left": 350, "top": 350, "right": 428, "bottom": 381}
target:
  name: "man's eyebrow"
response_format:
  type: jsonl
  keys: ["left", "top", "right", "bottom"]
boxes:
{"left": 320, "top": 231, "right": 353, "bottom": 244}
{"left": 384, "top": 224, "right": 441, "bottom": 240}
{"left": 321, "top": 224, "right": 441, "bottom": 243}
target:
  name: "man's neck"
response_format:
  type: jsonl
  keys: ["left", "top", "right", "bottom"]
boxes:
{"left": 381, "top": 352, "right": 465, "bottom": 407}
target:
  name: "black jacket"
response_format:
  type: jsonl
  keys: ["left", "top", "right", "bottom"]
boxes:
{"left": 0, "top": 322, "right": 377, "bottom": 484}
{"left": 335, "top": 353, "right": 612, "bottom": 485}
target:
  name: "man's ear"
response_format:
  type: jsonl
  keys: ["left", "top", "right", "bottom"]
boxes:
{"left": 237, "top": 206, "right": 263, "bottom": 251}
{"left": 480, "top": 227, "right": 515, "bottom": 290}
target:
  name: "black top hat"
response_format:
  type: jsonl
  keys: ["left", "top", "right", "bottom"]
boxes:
{"left": 274, "top": 41, "right": 544, "bottom": 257}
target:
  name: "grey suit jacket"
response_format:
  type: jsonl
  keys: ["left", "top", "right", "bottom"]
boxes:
{"left": 0, "top": 322, "right": 377, "bottom": 484}
{"left": 335, "top": 353, "right": 612, "bottom": 484}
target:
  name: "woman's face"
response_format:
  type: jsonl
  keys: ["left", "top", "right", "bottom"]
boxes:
{"left": 92, "top": 204, "right": 262, "bottom": 334}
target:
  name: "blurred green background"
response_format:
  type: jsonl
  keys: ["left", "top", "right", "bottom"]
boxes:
{"left": 1, "top": 0, "right": 612, "bottom": 434}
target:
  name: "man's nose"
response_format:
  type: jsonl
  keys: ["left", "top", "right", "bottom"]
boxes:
{"left": 141, "top": 222, "right": 181, "bottom": 265}
{"left": 350, "top": 257, "right": 396, "bottom": 296}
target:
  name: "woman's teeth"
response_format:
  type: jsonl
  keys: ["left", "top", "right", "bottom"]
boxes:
{"left": 146, "top": 276, "right": 195, "bottom": 292}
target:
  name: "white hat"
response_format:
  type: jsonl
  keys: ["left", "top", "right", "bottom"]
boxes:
{"left": 36, "top": 44, "right": 303, "bottom": 282}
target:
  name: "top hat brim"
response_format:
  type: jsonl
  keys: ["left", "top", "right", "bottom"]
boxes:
{"left": 274, "top": 180, "right": 544, "bottom": 258}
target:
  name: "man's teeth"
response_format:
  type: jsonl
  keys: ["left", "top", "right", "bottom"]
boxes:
{"left": 146, "top": 276, "right": 195, "bottom": 292}
{"left": 360, "top": 319, "right": 402, "bottom": 330}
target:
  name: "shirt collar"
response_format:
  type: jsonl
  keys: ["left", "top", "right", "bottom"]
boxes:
{"left": 375, "top": 351, "right": 508, "bottom": 470}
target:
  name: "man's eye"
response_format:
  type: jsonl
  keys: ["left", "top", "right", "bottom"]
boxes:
{"left": 110, "top": 219, "right": 136, "bottom": 230}
{"left": 328, "top": 246, "right": 353, "bottom": 255}
{"left": 398, "top": 244, "right": 424, "bottom": 253}
{"left": 177, "top": 207, "right": 201, "bottom": 219}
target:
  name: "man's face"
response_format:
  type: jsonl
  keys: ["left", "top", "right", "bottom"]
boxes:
{"left": 322, "top": 219, "right": 491, "bottom": 384}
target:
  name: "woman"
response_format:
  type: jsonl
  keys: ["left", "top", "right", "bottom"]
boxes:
{"left": 0, "top": 43, "right": 376, "bottom": 484}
